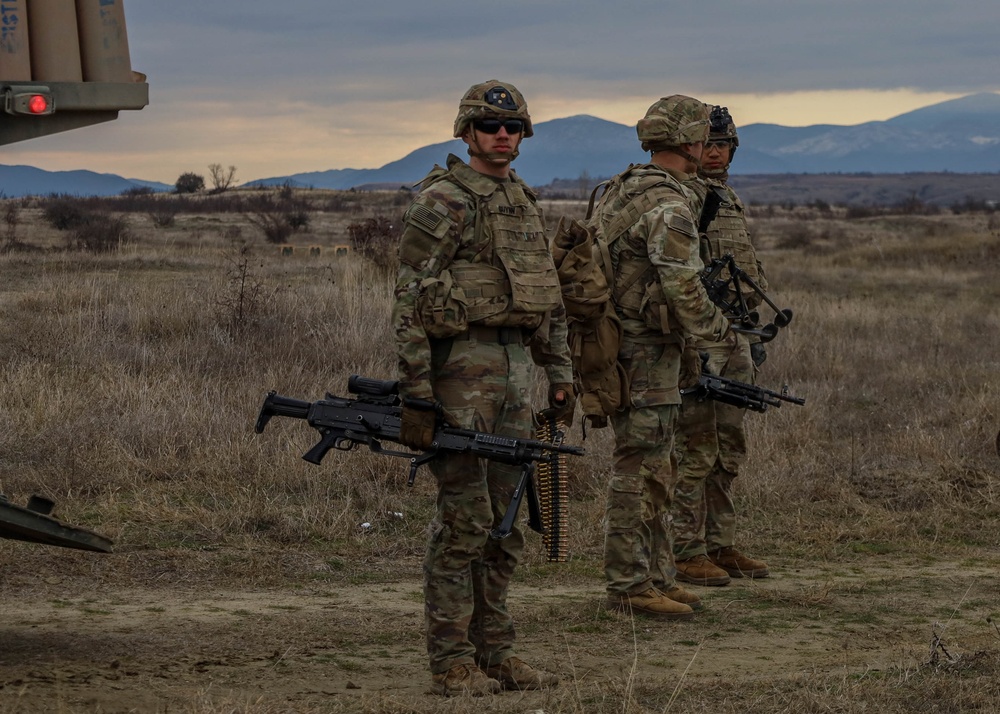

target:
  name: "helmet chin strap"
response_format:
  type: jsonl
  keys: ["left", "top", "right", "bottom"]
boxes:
{"left": 664, "top": 145, "right": 700, "bottom": 167}
{"left": 650, "top": 145, "right": 700, "bottom": 171}
{"left": 700, "top": 165, "right": 730, "bottom": 181}
{"left": 467, "top": 132, "right": 521, "bottom": 164}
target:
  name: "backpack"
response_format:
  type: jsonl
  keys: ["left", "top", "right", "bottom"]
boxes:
{"left": 551, "top": 166, "right": 684, "bottom": 431}
{"left": 551, "top": 215, "right": 626, "bottom": 431}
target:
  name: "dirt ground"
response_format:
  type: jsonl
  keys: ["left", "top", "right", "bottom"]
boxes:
{"left": 2, "top": 546, "right": 999, "bottom": 713}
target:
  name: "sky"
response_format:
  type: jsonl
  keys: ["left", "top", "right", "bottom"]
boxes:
{"left": 3, "top": 0, "right": 999, "bottom": 184}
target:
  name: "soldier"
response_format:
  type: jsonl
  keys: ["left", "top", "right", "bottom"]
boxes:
{"left": 588, "top": 95, "right": 737, "bottom": 620}
{"left": 671, "top": 105, "right": 771, "bottom": 587}
{"left": 392, "top": 80, "right": 574, "bottom": 697}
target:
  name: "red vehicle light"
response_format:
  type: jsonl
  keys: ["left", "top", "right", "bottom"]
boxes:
{"left": 28, "top": 94, "right": 49, "bottom": 114}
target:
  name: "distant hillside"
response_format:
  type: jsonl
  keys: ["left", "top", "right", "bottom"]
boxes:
{"left": 727, "top": 172, "right": 1000, "bottom": 208}
{"left": 250, "top": 115, "right": 636, "bottom": 191}
{"left": 256, "top": 93, "right": 1000, "bottom": 188}
{"left": 0, "top": 164, "right": 172, "bottom": 198}
{"left": 736, "top": 93, "right": 1000, "bottom": 174}
{"left": 4, "top": 92, "right": 1000, "bottom": 198}
{"left": 540, "top": 171, "right": 1000, "bottom": 208}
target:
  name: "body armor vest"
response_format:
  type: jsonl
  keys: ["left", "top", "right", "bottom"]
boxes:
{"left": 424, "top": 158, "right": 562, "bottom": 329}
{"left": 701, "top": 184, "right": 761, "bottom": 305}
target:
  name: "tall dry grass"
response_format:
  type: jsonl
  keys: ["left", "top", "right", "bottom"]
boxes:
{"left": 2, "top": 197, "right": 998, "bottom": 571}
{"left": 1, "top": 193, "right": 999, "bottom": 711}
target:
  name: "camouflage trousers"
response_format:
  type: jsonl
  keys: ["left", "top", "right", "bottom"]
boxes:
{"left": 672, "top": 339, "right": 752, "bottom": 560}
{"left": 605, "top": 403, "right": 680, "bottom": 596}
{"left": 423, "top": 334, "right": 533, "bottom": 675}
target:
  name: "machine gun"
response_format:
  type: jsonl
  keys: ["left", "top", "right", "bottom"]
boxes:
{"left": 701, "top": 254, "right": 794, "bottom": 344}
{"left": 681, "top": 357, "right": 805, "bottom": 413}
{"left": 255, "top": 375, "right": 584, "bottom": 540}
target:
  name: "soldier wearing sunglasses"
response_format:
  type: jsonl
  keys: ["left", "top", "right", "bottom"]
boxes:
{"left": 392, "top": 80, "right": 573, "bottom": 697}
{"left": 672, "top": 106, "right": 772, "bottom": 588}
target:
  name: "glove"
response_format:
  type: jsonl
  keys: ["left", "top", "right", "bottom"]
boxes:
{"left": 750, "top": 342, "right": 767, "bottom": 367}
{"left": 721, "top": 324, "right": 739, "bottom": 348}
{"left": 399, "top": 399, "right": 439, "bottom": 451}
{"left": 679, "top": 346, "right": 704, "bottom": 390}
{"left": 541, "top": 382, "right": 576, "bottom": 427}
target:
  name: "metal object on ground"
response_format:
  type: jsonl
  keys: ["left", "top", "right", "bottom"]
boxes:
{"left": 534, "top": 414, "right": 569, "bottom": 563}
{"left": 0, "top": 493, "right": 113, "bottom": 552}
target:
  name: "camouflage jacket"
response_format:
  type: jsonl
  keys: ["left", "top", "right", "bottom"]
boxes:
{"left": 392, "top": 154, "right": 573, "bottom": 402}
{"left": 589, "top": 163, "right": 731, "bottom": 405}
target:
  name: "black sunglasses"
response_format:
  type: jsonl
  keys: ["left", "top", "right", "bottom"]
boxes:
{"left": 473, "top": 118, "right": 524, "bottom": 135}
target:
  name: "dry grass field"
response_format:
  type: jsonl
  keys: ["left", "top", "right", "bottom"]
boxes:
{"left": 1, "top": 188, "right": 999, "bottom": 713}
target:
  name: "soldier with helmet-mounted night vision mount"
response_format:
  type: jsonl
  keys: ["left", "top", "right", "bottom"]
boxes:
{"left": 392, "top": 80, "right": 573, "bottom": 697}
{"left": 672, "top": 105, "right": 772, "bottom": 588}
{"left": 587, "top": 95, "right": 740, "bottom": 621}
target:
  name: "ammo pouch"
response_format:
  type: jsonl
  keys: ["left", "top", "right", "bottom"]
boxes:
{"left": 638, "top": 280, "right": 679, "bottom": 337}
{"left": 614, "top": 264, "right": 681, "bottom": 339}
{"left": 417, "top": 270, "right": 468, "bottom": 338}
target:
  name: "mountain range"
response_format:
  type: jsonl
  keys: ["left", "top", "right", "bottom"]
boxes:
{"left": 2, "top": 93, "right": 998, "bottom": 198}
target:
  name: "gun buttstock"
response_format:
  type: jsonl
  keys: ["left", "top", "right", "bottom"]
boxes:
{"left": 255, "top": 392, "right": 278, "bottom": 434}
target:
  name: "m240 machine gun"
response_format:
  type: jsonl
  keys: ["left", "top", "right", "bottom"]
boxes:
{"left": 256, "top": 376, "right": 585, "bottom": 543}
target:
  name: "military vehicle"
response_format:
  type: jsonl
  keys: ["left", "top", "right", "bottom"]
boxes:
{"left": 1, "top": 0, "right": 148, "bottom": 147}
{"left": 1, "top": 0, "right": 148, "bottom": 551}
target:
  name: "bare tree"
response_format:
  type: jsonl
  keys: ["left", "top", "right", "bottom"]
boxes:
{"left": 577, "top": 169, "right": 591, "bottom": 200}
{"left": 208, "top": 163, "right": 238, "bottom": 193}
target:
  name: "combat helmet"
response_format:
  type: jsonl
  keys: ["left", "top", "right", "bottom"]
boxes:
{"left": 636, "top": 95, "right": 709, "bottom": 154}
{"left": 708, "top": 104, "right": 739, "bottom": 154}
{"left": 701, "top": 104, "right": 739, "bottom": 178}
{"left": 453, "top": 80, "right": 534, "bottom": 138}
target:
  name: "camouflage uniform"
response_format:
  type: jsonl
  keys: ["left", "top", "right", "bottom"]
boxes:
{"left": 393, "top": 140, "right": 572, "bottom": 674}
{"left": 672, "top": 107, "right": 769, "bottom": 574}
{"left": 589, "top": 99, "right": 732, "bottom": 600}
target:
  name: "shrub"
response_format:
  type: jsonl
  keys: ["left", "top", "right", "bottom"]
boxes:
{"left": 121, "top": 185, "right": 155, "bottom": 197}
{"left": 243, "top": 191, "right": 311, "bottom": 244}
{"left": 4, "top": 201, "right": 20, "bottom": 244}
{"left": 43, "top": 197, "right": 89, "bottom": 230}
{"left": 66, "top": 214, "right": 133, "bottom": 253}
{"left": 175, "top": 172, "right": 205, "bottom": 194}
{"left": 348, "top": 215, "right": 400, "bottom": 274}
{"left": 215, "top": 242, "right": 272, "bottom": 336}
{"left": 148, "top": 208, "right": 177, "bottom": 228}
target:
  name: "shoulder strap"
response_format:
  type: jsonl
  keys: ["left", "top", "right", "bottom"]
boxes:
{"left": 602, "top": 185, "right": 677, "bottom": 245}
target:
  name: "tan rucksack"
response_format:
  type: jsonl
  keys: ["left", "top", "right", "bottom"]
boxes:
{"left": 552, "top": 167, "right": 686, "bottom": 431}
{"left": 550, "top": 215, "right": 627, "bottom": 432}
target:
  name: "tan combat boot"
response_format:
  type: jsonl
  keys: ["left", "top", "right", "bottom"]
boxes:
{"left": 430, "top": 663, "right": 502, "bottom": 697}
{"left": 661, "top": 584, "right": 703, "bottom": 610}
{"left": 605, "top": 586, "right": 695, "bottom": 620}
{"left": 708, "top": 546, "right": 770, "bottom": 579}
{"left": 675, "top": 554, "right": 732, "bottom": 586}
{"left": 485, "top": 656, "right": 559, "bottom": 691}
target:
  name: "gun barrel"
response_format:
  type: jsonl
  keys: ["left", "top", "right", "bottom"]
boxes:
{"left": 441, "top": 428, "right": 585, "bottom": 459}
{"left": 552, "top": 442, "right": 585, "bottom": 456}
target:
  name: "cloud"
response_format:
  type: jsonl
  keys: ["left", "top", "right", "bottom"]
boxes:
{"left": 4, "top": 0, "right": 998, "bottom": 181}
